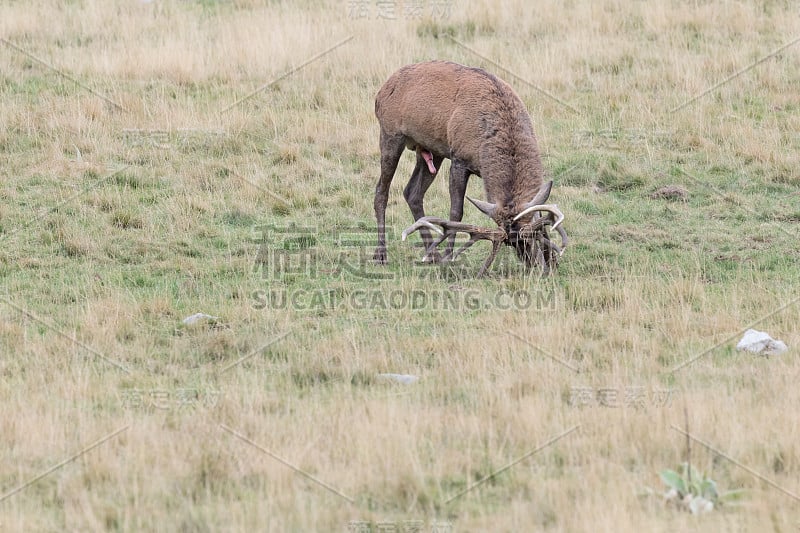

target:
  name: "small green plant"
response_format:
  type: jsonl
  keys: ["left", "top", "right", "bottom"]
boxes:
{"left": 659, "top": 462, "right": 745, "bottom": 514}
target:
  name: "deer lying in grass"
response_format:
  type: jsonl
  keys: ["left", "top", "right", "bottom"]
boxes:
{"left": 372, "top": 60, "right": 567, "bottom": 277}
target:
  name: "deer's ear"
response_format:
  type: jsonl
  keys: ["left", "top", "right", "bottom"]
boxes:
{"left": 467, "top": 196, "right": 497, "bottom": 219}
{"left": 521, "top": 180, "right": 553, "bottom": 210}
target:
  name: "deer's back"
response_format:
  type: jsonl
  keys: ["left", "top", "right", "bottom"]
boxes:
{"left": 375, "top": 61, "right": 531, "bottom": 169}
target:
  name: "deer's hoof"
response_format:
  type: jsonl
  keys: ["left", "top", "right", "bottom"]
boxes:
{"left": 373, "top": 248, "right": 388, "bottom": 265}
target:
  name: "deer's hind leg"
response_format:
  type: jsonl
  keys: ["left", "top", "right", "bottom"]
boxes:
{"left": 403, "top": 150, "right": 444, "bottom": 262}
{"left": 373, "top": 131, "right": 406, "bottom": 264}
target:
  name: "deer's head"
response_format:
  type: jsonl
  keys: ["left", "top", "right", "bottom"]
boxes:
{"left": 467, "top": 180, "right": 567, "bottom": 271}
{"left": 403, "top": 180, "right": 568, "bottom": 277}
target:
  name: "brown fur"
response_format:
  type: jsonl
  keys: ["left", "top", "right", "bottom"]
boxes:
{"left": 372, "top": 60, "right": 547, "bottom": 264}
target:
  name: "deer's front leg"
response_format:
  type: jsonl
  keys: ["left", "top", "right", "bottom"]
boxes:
{"left": 445, "top": 161, "right": 470, "bottom": 260}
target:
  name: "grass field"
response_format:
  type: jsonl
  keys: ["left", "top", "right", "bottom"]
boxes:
{"left": 1, "top": 0, "right": 800, "bottom": 531}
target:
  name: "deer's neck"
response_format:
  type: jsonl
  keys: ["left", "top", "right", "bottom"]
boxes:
{"left": 481, "top": 127, "right": 543, "bottom": 213}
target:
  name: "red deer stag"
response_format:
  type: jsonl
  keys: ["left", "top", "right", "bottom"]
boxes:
{"left": 372, "top": 60, "right": 568, "bottom": 276}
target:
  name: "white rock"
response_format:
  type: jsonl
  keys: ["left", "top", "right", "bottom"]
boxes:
{"left": 689, "top": 496, "right": 714, "bottom": 514}
{"left": 735, "top": 329, "right": 788, "bottom": 356}
{"left": 377, "top": 373, "right": 419, "bottom": 384}
{"left": 182, "top": 313, "right": 220, "bottom": 326}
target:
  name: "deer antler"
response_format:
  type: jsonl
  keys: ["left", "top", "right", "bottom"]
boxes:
{"left": 513, "top": 203, "right": 565, "bottom": 230}
{"left": 514, "top": 211, "right": 569, "bottom": 275}
{"left": 519, "top": 211, "right": 568, "bottom": 256}
{"left": 402, "top": 217, "right": 506, "bottom": 277}
{"left": 403, "top": 208, "right": 569, "bottom": 277}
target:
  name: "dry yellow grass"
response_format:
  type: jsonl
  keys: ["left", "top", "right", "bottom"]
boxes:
{"left": 1, "top": 0, "right": 799, "bottom": 531}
